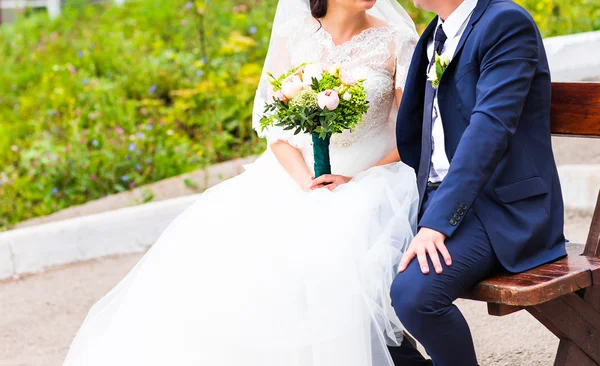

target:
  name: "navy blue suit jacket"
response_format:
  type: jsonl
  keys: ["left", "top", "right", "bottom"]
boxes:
{"left": 396, "top": 0, "right": 567, "bottom": 272}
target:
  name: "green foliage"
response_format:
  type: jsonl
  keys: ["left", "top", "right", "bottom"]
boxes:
{"left": 515, "top": 0, "right": 600, "bottom": 37}
{"left": 396, "top": 0, "right": 600, "bottom": 37}
{"left": 317, "top": 72, "right": 341, "bottom": 93}
{"left": 0, "top": 0, "right": 270, "bottom": 229}
{"left": 0, "top": 0, "right": 598, "bottom": 229}
{"left": 266, "top": 62, "right": 308, "bottom": 92}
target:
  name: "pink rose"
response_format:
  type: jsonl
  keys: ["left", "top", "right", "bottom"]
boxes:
{"left": 274, "top": 89, "right": 289, "bottom": 103}
{"left": 281, "top": 75, "right": 304, "bottom": 99}
{"left": 340, "top": 69, "right": 355, "bottom": 86}
{"left": 317, "top": 90, "right": 340, "bottom": 111}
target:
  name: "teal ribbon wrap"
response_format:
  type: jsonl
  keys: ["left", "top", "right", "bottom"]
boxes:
{"left": 312, "top": 132, "right": 332, "bottom": 178}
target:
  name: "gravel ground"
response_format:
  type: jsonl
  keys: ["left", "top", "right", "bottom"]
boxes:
{"left": 0, "top": 212, "right": 591, "bottom": 366}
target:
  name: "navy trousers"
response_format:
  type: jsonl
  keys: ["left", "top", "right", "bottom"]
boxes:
{"left": 390, "top": 187, "right": 500, "bottom": 366}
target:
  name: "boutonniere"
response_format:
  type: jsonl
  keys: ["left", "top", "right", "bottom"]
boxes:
{"left": 427, "top": 52, "right": 451, "bottom": 89}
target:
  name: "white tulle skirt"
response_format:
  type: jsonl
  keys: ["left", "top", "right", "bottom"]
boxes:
{"left": 64, "top": 151, "right": 419, "bottom": 366}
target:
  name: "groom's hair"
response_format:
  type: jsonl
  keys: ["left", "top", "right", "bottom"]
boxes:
{"left": 310, "top": 0, "right": 327, "bottom": 18}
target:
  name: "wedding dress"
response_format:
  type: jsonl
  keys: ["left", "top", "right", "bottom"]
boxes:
{"left": 64, "top": 1, "right": 420, "bottom": 365}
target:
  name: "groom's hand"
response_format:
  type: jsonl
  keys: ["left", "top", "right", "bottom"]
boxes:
{"left": 398, "top": 228, "right": 451, "bottom": 274}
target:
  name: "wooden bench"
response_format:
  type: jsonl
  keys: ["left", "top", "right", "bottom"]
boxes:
{"left": 465, "top": 83, "right": 600, "bottom": 366}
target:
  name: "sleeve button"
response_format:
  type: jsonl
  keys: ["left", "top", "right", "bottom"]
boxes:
{"left": 450, "top": 219, "right": 458, "bottom": 226}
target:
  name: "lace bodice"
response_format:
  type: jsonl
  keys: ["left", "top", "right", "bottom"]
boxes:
{"left": 254, "top": 17, "right": 417, "bottom": 176}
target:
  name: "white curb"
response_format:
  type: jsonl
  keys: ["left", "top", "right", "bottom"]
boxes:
{"left": 0, "top": 244, "right": 15, "bottom": 280}
{"left": 558, "top": 165, "right": 600, "bottom": 212}
{"left": 545, "top": 31, "right": 600, "bottom": 82}
{"left": 0, "top": 194, "right": 201, "bottom": 280}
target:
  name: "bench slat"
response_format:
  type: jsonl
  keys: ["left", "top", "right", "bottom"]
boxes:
{"left": 585, "top": 192, "right": 600, "bottom": 257}
{"left": 467, "top": 245, "right": 600, "bottom": 306}
{"left": 487, "top": 303, "right": 521, "bottom": 316}
{"left": 551, "top": 83, "right": 600, "bottom": 138}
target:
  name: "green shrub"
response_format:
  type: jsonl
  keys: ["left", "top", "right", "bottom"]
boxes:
{"left": 0, "top": 0, "right": 269, "bottom": 228}
{"left": 0, "top": 0, "right": 598, "bottom": 229}
{"left": 398, "top": 0, "right": 600, "bottom": 36}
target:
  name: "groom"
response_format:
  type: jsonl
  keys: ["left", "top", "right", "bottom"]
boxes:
{"left": 388, "top": 0, "right": 567, "bottom": 364}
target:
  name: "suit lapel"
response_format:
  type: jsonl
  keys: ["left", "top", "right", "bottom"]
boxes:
{"left": 450, "top": 24, "right": 474, "bottom": 66}
{"left": 420, "top": 16, "right": 439, "bottom": 50}
{"left": 439, "top": 0, "right": 494, "bottom": 161}
{"left": 417, "top": 16, "right": 438, "bottom": 68}
{"left": 448, "top": 0, "right": 493, "bottom": 69}
{"left": 405, "top": 16, "right": 438, "bottom": 104}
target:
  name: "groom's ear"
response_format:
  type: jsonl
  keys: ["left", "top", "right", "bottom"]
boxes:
{"left": 412, "top": 0, "right": 424, "bottom": 10}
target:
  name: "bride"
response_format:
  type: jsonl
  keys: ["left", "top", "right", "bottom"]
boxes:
{"left": 64, "top": 0, "right": 419, "bottom": 365}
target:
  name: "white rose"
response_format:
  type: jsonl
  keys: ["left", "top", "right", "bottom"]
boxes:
{"left": 427, "top": 67, "right": 438, "bottom": 83}
{"left": 440, "top": 55, "right": 451, "bottom": 68}
{"left": 281, "top": 75, "right": 304, "bottom": 99}
{"left": 302, "top": 63, "right": 323, "bottom": 87}
{"left": 317, "top": 90, "right": 340, "bottom": 111}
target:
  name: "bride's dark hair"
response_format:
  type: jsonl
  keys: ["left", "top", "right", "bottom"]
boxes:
{"left": 310, "top": 0, "right": 327, "bottom": 18}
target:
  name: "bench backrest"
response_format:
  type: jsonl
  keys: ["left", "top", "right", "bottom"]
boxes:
{"left": 552, "top": 83, "right": 600, "bottom": 137}
{"left": 551, "top": 82, "right": 600, "bottom": 257}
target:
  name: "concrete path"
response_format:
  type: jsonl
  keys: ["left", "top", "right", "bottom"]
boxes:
{"left": 0, "top": 213, "right": 591, "bottom": 366}
{"left": 552, "top": 136, "right": 600, "bottom": 165}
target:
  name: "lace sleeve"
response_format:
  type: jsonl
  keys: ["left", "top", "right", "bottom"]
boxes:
{"left": 394, "top": 34, "right": 418, "bottom": 91}
{"left": 252, "top": 23, "right": 304, "bottom": 149}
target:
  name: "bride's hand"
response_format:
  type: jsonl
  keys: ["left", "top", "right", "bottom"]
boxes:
{"left": 310, "top": 175, "right": 352, "bottom": 191}
{"left": 300, "top": 175, "right": 315, "bottom": 192}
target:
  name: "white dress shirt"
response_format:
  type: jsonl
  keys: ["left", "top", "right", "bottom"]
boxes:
{"left": 426, "top": 0, "right": 478, "bottom": 183}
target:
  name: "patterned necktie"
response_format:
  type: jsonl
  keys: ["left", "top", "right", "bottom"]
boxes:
{"left": 417, "top": 25, "right": 448, "bottom": 207}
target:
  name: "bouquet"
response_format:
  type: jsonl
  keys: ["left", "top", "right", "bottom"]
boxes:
{"left": 260, "top": 63, "right": 369, "bottom": 178}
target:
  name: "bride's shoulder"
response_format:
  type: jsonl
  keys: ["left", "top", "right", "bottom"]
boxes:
{"left": 382, "top": 21, "right": 418, "bottom": 52}
{"left": 273, "top": 15, "right": 318, "bottom": 38}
